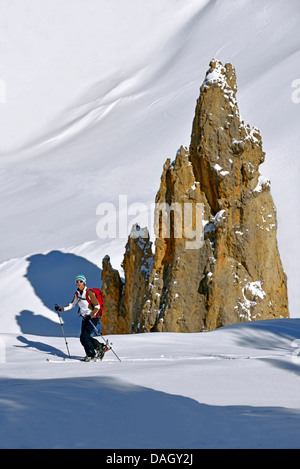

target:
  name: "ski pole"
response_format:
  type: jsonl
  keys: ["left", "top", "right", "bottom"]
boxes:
{"left": 54, "top": 305, "right": 71, "bottom": 358}
{"left": 87, "top": 318, "right": 121, "bottom": 362}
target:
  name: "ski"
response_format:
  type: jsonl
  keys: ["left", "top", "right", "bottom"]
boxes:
{"left": 46, "top": 347, "right": 112, "bottom": 363}
{"left": 46, "top": 357, "right": 81, "bottom": 362}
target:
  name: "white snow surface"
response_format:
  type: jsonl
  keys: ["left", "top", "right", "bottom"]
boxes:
{"left": 1, "top": 319, "right": 300, "bottom": 449}
{"left": 0, "top": 0, "right": 300, "bottom": 449}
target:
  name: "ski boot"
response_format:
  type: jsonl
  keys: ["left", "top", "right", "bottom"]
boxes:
{"left": 96, "top": 343, "right": 110, "bottom": 361}
{"left": 81, "top": 355, "right": 92, "bottom": 362}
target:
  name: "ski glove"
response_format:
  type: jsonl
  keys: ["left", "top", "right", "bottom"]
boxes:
{"left": 54, "top": 304, "right": 62, "bottom": 312}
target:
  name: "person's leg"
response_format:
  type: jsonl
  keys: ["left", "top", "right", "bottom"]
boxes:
{"left": 80, "top": 317, "right": 99, "bottom": 357}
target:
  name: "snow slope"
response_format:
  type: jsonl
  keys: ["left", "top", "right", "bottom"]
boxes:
{"left": 1, "top": 319, "right": 300, "bottom": 449}
{"left": 0, "top": 0, "right": 300, "bottom": 449}
{"left": 0, "top": 0, "right": 299, "bottom": 314}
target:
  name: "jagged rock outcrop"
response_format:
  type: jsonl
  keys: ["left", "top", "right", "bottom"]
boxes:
{"left": 137, "top": 146, "right": 210, "bottom": 332}
{"left": 120, "top": 224, "right": 154, "bottom": 332}
{"left": 139, "top": 59, "right": 289, "bottom": 332}
{"left": 101, "top": 224, "right": 153, "bottom": 334}
{"left": 102, "top": 59, "right": 289, "bottom": 334}
{"left": 101, "top": 255, "right": 125, "bottom": 334}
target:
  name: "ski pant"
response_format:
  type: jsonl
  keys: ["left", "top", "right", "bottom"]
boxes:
{"left": 80, "top": 316, "right": 99, "bottom": 357}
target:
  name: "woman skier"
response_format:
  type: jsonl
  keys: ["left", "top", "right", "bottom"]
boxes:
{"left": 55, "top": 274, "right": 107, "bottom": 361}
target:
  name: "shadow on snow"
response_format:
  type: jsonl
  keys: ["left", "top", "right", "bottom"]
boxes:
{"left": 17, "top": 250, "right": 102, "bottom": 338}
{"left": 0, "top": 375, "right": 300, "bottom": 449}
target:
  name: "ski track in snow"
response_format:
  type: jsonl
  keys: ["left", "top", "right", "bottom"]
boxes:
{"left": 44, "top": 353, "right": 290, "bottom": 363}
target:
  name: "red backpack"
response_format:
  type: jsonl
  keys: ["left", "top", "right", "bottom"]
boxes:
{"left": 76, "top": 288, "right": 104, "bottom": 317}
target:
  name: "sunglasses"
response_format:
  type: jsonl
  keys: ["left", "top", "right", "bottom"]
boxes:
{"left": 76, "top": 280, "right": 84, "bottom": 284}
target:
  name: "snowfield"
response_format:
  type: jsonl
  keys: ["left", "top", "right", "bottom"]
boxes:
{"left": 0, "top": 0, "right": 300, "bottom": 449}
{"left": 1, "top": 319, "right": 300, "bottom": 449}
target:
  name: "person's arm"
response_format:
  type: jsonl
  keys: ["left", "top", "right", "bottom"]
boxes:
{"left": 60, "top": 293, "right": 79, "bottom": 312}
{"left": 88, "top": 291, "right": 100, "bottom": 318}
